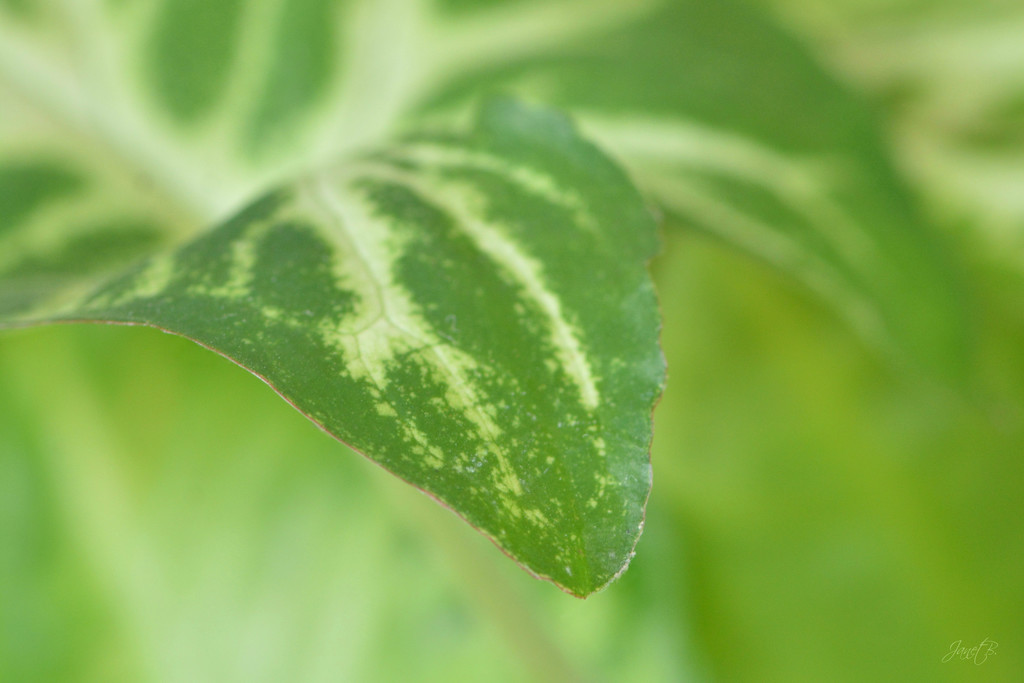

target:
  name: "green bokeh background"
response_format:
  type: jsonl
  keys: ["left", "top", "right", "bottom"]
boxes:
{"left": 3, "top": 0, "right": 1023, "bottom": 680}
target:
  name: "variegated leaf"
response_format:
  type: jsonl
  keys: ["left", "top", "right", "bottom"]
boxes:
{"left": 760, "top": 0, "right": 1024, "bottom": 261}
{"left": 0, "top": 98, "right": 663, "bottom": 596}
{"left": 0, "top": 0, "right": 969, "bottom": 593}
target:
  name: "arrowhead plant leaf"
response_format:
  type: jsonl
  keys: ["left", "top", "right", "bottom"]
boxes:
{"left": 0, "top": 0, "right": 968, "bottom": 594}
{"left": 1, "top": 97, "right": 663, "bottom": 596}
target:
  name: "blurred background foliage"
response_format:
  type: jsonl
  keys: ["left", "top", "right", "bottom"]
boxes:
{"left": 2, "top": 0, "right": 1023, "bottom": 681}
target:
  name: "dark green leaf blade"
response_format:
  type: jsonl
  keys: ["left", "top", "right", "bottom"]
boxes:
{"left": 0, "top": 99, "right": 664, "bottom": 597}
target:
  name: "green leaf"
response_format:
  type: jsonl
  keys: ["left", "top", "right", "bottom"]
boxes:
{"left": 0, "top": 0, "right": 969, "bottom": 592}
{"left": 0, "top": 0, "right": 969, "bottom": 379}
{"left": 0, "top": 98, "right": 664, "bottom": 597}
{"left": 760, "top": 0, "right": 1024, "bottom": 259}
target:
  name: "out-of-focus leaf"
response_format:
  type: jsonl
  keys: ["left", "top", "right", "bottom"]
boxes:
{"left": 758, "top": 0, "right": 1024, "bottom": 261}
{"left": 411, "top": 0, "right": 970, "bottom": 377}
{"left": 1, "top": 0, "right": 968, "bottom": 374}
{"left": 0, "top": 99, "right": 664, "bottom": 597}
